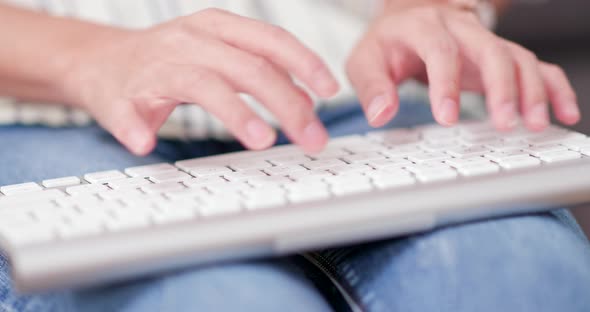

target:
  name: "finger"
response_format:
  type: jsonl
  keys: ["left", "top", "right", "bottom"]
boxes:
{"left": 539, "top": 62, "right": 580, "bottom": 125}
{"left": 191, "top": 38, "right": 328, "bottom": 153}
{"left": 92, "top": 99, "right": 157, "bottom": 156}
{"left": 346, "top": 37, "right": 399, "bottom": 127}
{"left": 508, "top": 43, "right": 549, "bottom": 131}
{"left": 384, "top": 17, "right": 462, "bottom": 126}
{"left": 449, "top": 23, "right": 518, "bottom": 130}
{"left": 187, "top": 9, "right": 339, "bottom": 98}
{"left": 164, "top": 66, "right": 277, "bottom": 150}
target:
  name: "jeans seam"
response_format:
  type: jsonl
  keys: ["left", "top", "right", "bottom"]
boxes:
{"left": 304, "top": 252, "right": 369, "bottom": 312}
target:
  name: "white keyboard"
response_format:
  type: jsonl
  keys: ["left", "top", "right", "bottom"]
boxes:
{"left": 2, "top": 120, "right": 590, "bottom": 292}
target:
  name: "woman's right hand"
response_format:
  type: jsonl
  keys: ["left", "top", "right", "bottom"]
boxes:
{"left": 61, "top": 8, "right": 339, "bottom": 155}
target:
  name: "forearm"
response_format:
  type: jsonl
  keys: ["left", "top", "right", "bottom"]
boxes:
{"left": 0, "top": 3, "right": 125, "bottom": 104}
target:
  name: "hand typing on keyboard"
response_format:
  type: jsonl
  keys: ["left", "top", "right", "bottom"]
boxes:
{"left": 347, "top": 1, "right": 580, "bottom": 132}
{"left": 0, "top": 2, "right": 581, "bottom": 157}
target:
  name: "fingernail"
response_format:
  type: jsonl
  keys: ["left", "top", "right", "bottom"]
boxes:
{"left": 565, "top": 104, "right": 581, "bottom": 120}
{"left": 528, "top": 104, "right": 550, "bottom": 128}
{"left": 312, "top": 67, "right": 339, "bottom": 97}
{"left": 246, "top": 119, "right": 276, "bottom": 148}
{"left": 129, "top": 130, "right": 152, "bottom": 155}
{"left": 499, "top": 103, "right": 518, "bottom": 129}
{"left": 303, "top": 120, "right": 329, "bottom": 150}
{"left": 368, "top": 95, "right": 389, "bottom": 124}
{"left": 440, "top": 98, "right": 458, "bottom": 126}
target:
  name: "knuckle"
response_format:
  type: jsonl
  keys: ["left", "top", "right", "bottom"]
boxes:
{"left": 513, "top": 45, "right": 538, "bottom": 64}
{"left": 266, "top": 25, "right": 290, "bottom": 42}
{"left": 415, "top": 6, "right": 443, "bottom": 22}
{"left": 484, "top": 40, "right": 509, "bottom": 56}
{"left": 185, "top": 68, "right": 213, "bottom": 87}
{"left": 431, "top": 37, "right": 459, "bottom": 57}
{"left": 546, "top": 63, "right": 566, "bottom": 77}
{"left": 197, "top": 7, "right": 228, "bottom": 19}
{"left": 246, "top": 56, "right": 275, "bottom": 77}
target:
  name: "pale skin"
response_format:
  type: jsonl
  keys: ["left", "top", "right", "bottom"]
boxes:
{"left": 0, "top": 0, "right": 581, "bottom": 156}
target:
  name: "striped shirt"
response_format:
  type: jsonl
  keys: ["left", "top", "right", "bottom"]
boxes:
{"left": 0, "top": 0, "right": 484, "bottom": 139}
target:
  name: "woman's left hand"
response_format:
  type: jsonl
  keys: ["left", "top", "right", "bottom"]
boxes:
{"left": 346, "top": 1, "right": 580, "bottom": 131}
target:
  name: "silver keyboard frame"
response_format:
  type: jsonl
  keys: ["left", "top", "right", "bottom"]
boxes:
{"left": 4, "top": 157, "right": 590, "bottom": 293}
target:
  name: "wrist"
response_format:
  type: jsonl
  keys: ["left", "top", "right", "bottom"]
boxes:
{"left": 58, "top": 24, "right": 134, "bottom": 107}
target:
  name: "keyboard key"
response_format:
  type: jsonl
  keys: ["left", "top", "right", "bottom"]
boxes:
{"left": 263, "top": 165, "right": 307, "bottom": 176}
{"left": 0, "top": 189, "right": 64, "bottom": 208}
{"left": 445, "top": 157, "right": 491, "bottom": 169}
{"left": 484, "top": 141, "right": 528, "bottom": 152}
{"left": 525, "top": 143, "right": 568, "bottom": 157}
{"left": 367, "top": 129, "right": 420, "bottom": 144}
{"left": 561, "top": 138, "right": 590, "bottom": 152}
{"left": 223, "top": 170, "right": 267, "bottom": 182}
{"left": 199, "top": 198, "right": 242, "bottom": 217}
{"left": 325, "top": 173, "right": 371, "bottom": 186}
{"left": 99, "top": 188, "right": 144, "bottom": 200}
{"left": 56, "top": 220, "right": 103, "bottom": 239}
{"left": 484, "top": 149, "right": 529, "bottom": 162}
{"left": 406, "top": 163, "right": 452, "bottom": 174}
{"left": 369, "top": 158, "right": 413, "bottom": 170}
{"left": 105, "top": 211, "right": 151, "bottom": 232}
{"left": 457, "top": 163, "right": 500, "bottom": 177}
{"left": 229, "top": 160, "right": 272, "bottom": 171}
{"left": 151, "top": 206, "right": 196, "bottom": 225}
{"left": 125, "top": 163, "right": 178, "bottom": 178}
{"left": 381, "top": 146, "right": 423, "bottom": 158}
{"left": 183, "top": 176, "right": 228, "bottom": 187}
{"left": 0, "top": 225, "right": 55, "bottom": 247}
{"left": 148, "top": 171, "right": 193, "bottom": 183}
{"left": 343, "top": 143, "right": 388, "bottom": 154}
{"left": 285, "top": 181, "right": 329, "bottom": 194}
{"left": 415, "top": 169, "right": 458, "bottom": 183}
{"left": 446, "top": 146, "right": 491, "bottom": 158}
{"left": 308, "top": 148, "right": 351, "bottom": 160}
{"left": 203, "top": 182, "right": 250, "bottom": 194}
{"left": 498, "top": 156, "right": 542, "bottom": 170}
{"left": 0, "top": 182, "right": 43, "bottom": 195}
{"left": 165, "top": 187, "right": 211, "bottom": 199}
{"left": 408, "top": 152, "right": 451, "bottom": 164}
{"left": 370, "top": 172, "right": 417, "bottom": 189}
{"left": 245, "top": 194, "right": 287, "bottom": 210}
{"left": 328, "top": 164, "right": 373, "bottom": 175}
{"left": 84, "top": 170, "right": 128, "bottom": 184}
{"left": 303, "top": 159, "right": 346, "bottom": 170}
{"left": 107, "top": 177, "right": 151, "bottom": 190}
{"left": 42, "top": 176, "right": 81, "bottom": 188}
{"left": 248, "top": 176, "right": 294, "bottom": 187}
{"left": 141, "top": 182, "right": 185, "bottom": 194}
{"left": 341, "top": 152, "right": 386, "bottom": 164}
{"left": 268, "top": 155, "right": 312, "bottom": 166}
{"left": 526, "top": 132, "right": 586, "bottom": 145}
{"left": 420, "top": 140, "right": 459, "bottom": 152}
{"left": 288, "top": 190, "right": 331, "bottom": 204}
{"left": 188, "top": 166, "right": 232, "bottom": 177}
{"left": 66, "top": 184, "right": 110, "bottom": 196}
{"left": 331, "top": 181, "right": 373, "bottom": 196}
{"left": 0, "top": 211, "right": 36, "bottom": 228}
{"left": 538, "top": 151, "right": 582, "bottom": 163}
{"left": 288, "top": 170, "right": 332, "bottom": 182}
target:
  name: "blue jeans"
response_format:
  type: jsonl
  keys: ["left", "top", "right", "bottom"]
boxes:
{"left": 1, "top": 102, "right": 590, "bottom": 312}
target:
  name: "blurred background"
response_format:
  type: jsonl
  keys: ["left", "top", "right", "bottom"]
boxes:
{"left": 497, "top": 0, "right": 590, "bottom": 234}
